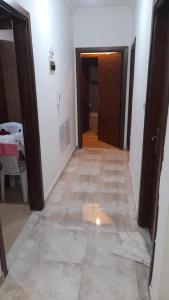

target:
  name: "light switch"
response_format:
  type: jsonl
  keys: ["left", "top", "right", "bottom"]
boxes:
{"left": 49, "top": 47, "right": 56, "bottom": 74}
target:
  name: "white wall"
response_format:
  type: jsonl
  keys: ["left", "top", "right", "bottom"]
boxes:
{"left": 74, "top": 8, "right": 133, "bottom": 47}
{"left": 158, "top": 207, "right": 169, "bottom": 300}
{"left": 150, "top": 115, "right": 169, "bottom": 300}
{"left": 14, "top": 0, "right": 76, "bottom": 197}
{"left": 129, "top": 0, "right": 153, "bottom": 206}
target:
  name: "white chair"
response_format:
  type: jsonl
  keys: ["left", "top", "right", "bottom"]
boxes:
{"left": 0, "top": 155, "right": 28, "bottom": 203}
{"left": 0, "top": 122, "right": 23, "bottom": 134}
{"left": 0, "top": 122, "right": 24, "bottom": 145}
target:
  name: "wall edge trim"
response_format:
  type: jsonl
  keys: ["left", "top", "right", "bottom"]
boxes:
{"left": 129, "top": 160, "right": 138, "bottom": 210}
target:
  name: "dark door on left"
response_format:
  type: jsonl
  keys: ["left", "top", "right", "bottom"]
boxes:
{"left": 139, "top": 2, "right": 169, "bottom": 237}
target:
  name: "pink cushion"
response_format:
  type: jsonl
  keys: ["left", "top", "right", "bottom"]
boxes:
{"left": 0, "top": 144, "right": 19, "bottom": 160}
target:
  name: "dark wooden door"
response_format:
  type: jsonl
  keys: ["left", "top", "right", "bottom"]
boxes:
{"left": 80, "top": 58, "right": 89, "bottom": 133}
{"left": 139, "top": 2, "right": 169, "bottom": 237}
{"left": 127, "top": 38, "right": 136, "bottom": 150}
{"left": 0, "top": 220, "right": 8, "bottom": 277}
{"left": 0, "top": 40, "right": 22, "bottom": 123}
{"left": 98, "top": 53, "right": 122, "bottom": 147}
{"left": 0, "top": 66, "right": 8, "bottom": 123}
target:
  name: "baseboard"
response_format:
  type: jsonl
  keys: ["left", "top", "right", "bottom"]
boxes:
{"left": 0, "top": 272, "right": 4, "bottom": 287}
{"left": 45, "top": 146, "right": 77, "bottom": 202}
{"left": 128, "top": 161, "right": 138, "bottom": 211}
{"left": 149, "top": 285, "right": 153, "bottom": 300}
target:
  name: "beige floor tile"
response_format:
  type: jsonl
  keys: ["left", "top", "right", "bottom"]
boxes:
{"left": 0, "top": 148, "right": 150, "bottom": 300}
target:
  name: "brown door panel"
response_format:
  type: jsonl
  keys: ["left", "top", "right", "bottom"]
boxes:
{"left": 98, "top": 53, "right": 122, "bottom": 147}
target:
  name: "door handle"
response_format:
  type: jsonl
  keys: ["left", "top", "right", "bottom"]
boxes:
{"left": 151, "top": 135, "right": 157, "bottom": 141}
{"left": 151, "top": 128, "right": 160, "bottom": 141}
{"left": 151, "top": 128, "right": 160, "bottom": 155}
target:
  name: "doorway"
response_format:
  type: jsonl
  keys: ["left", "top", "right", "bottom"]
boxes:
{"left": 0, "top": 0, "right": 44, "bottom": 277}
{"left": 138, "top": 0, "right": 169, "bottom": 235}
{"left": 76, "top": 47, "right": 128, "bottom": 149}
{"left": 127, "top": 38, "right": 136, "bottom": 151}
{"left": 0, "top": 25, "right": 31, "bottom": 253}
{"left": 138, "top": 0, "right": 169, "bottom": 282}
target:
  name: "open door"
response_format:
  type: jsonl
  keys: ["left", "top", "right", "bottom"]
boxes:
{"left": 139, "top": 1, "right": 169, "bottom": 238}
{"left": 98, "top": 53, "right": 122, "bottom": 147}
{"left": 76, "top": 47, "right": 128, "bottom": 149}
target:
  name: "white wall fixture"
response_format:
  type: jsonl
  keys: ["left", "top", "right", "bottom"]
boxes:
{"left": 59, "top": 119, "right": 70, "bottom": 153}
{"left": 49, "top": 46, "right": 56, "bottom": 73}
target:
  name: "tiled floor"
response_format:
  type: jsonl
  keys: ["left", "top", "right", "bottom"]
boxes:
{"left": 0, "top": 178, "right": 30, "bottom": 253}
{"left": 0, "top": 203, "right": 30, "bottom": 252}
{"left": 0, "top": 148, "right": 150, "bottom": 299}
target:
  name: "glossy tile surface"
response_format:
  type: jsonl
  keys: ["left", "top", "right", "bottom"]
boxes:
{"left": 0, "top": 148, "right": 150, "bottom": 299}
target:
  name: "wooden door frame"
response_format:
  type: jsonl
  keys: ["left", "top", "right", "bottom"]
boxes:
{"left": 0, "top": 220, "right": 8, "bottom": 277}
{"left": 138, "top": 0, "right": 168, "bottom": 227}
{"left": 0, "top": 0, "right": 44, "bottom": 210}
{"left": 76, "top": 46, "right": 128, "bottom": 149}
{"left": 127, "top": 38, "right": 136, "bottom": 150}
{"left": 138, "top": 0, "right": 168, "bottom": 284}
{"left": 0, "top": 0, "right": 44, "bottom": 276}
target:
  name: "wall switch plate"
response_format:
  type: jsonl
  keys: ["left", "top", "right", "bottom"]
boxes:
{"left": 50, "top": 60, "right": 56, "bottom": 71}
{"left": 49, "top": 47, "right": 56, "bottom": 74}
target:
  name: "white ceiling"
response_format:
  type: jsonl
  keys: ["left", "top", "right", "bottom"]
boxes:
{"left": 65, "top": 0, "right": 134, "bottom": 11}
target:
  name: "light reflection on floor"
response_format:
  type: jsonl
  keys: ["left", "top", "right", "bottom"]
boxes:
{"left": 82, "top": 203, "right": 113, "bottom": 225}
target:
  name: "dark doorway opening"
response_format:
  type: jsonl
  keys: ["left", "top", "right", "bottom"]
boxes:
{"left": 138, "top": 0, "right": 169, "bottom": 284}
{"left": 127, "top": 38, "right": 136, "bottom": 151}
{"left": 80, "top": 56, "right": 99, "bottom": 147}
{"left": 0, "top": 26, "right": 31, "bottom": 254}
{"left": 76, "top": 47, "right": 128, "bottom": 149}
{"left": 0, "top": 0, "right": 44, "bottom": 277}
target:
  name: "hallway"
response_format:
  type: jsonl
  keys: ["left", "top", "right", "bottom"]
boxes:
{"left": 0, "top": 148, "right": 150, "bottom": 299}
